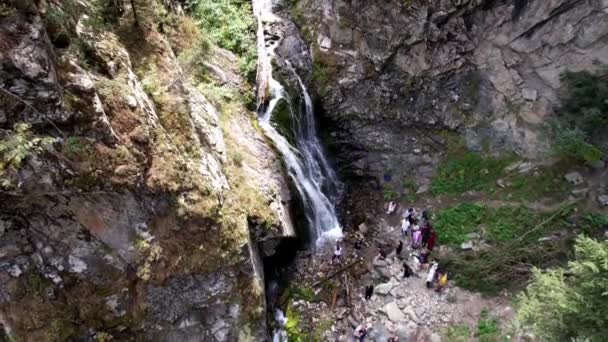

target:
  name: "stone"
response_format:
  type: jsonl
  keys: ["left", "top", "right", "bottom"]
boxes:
{"left": 518, "top": 162, "right": 534, "bottom": 174}
{"left": 564, "top": 172, "right": 584, "bottom": 185}
{"left": 68, "top": 255, "right": 88, "bottom": 273}
{"left": 466, "top": 232, "right": 480, "bottom": 239}
{"left": 430, "top": 332, "right": 442, "bottom": 342}
{"left": 522, "top": 88, "right": 538, "bottom": 101}
{"left": 571, "top": 188, "right": 589, "bottom": 196}
{"left": 374, "top": 282, "right": 394, "bottom": 295}
{"left": 598, "top": 195, "right": 608, "bottom": 206}
{"left": 416, "top": 184, "right": 430, "bottom": 194}
{"left": 496, "top": 179, "right": 507, "bottom": 188}
{"left": 7, "top": 265, "right": 22, "bottom": 277}
{"left": 358, "top": 223, "right": 368, "bottom": 234}
{"left": 383, "top": 302, "right": 406, "bottom": 322}
{"left": 460, "top": 241, "right": 473, "bottom": 250}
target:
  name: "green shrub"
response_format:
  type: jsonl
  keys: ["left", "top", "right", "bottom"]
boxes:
{"left": 552, "top": 69, "right": 608, "bottom": 163}
{"left": 552, "top": 125, "right": 602, "bottom": 163}
{"left": 517, "top": 236, "right": 608, "bottom": 341}
{"left": 187, "top": 0, "right": 257, "bottom": 82}
{"left": 476, "top": 308, "right": 501, "bottom": 340}
{"left": 0, "top": 123, "right": 53, "bottom": 176}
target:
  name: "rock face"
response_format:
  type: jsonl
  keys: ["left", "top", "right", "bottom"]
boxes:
{"left": 0, "top": 1, "right": 292, "bottom": 340}
{"left": 291, "top": 0, "right": 608, "bottom": 186}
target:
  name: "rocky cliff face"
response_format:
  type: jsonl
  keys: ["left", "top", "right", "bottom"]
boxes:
{"left": 0, "top": 1, "right": 293, "bottom": 340}
{"left": 291, "top": 0, "right": 608, "bottom": 189}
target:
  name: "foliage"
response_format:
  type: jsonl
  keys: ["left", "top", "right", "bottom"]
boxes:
{"left": 187, "top": 0, "right": 257, "bottom": 82}
{"left": 437, "top": 203, "right": 578, "bottom": 294}
{"left": 444, "top": 324, "right": 471, "bottom": 342}
{"left": 0, "top": 123, "right": 52, "bottom": 176}
{"left": 579, "top": 213, "right": 608, "bottom": 234}
{"left": 382, "top": 184, "right": 397, "bottom": 201}
{"left": 476, "top": 309, "right": 501, "bottom": 340}
{"left": 552, "top": 125, "right": 603, "bottom": 163}
{"left": 431, "top": 149, "right": 514, "bottom": 196}
{"left": 285, "top": 304, "right": 305, "bottom": 342}
{"left": 292, "top": 286, "right": 315, "bottom": 302}
{"left": 434, "top": 203, "right": 485, "bottom": 244}
{"left": 517, "top": 236, "right": 608, "bottom": 341}
{"left": 552, "top": 69, "right": 608, "bottom": 163}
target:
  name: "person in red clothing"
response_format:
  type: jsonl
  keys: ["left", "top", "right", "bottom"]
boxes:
{"left": 427, "top": 230, "right": 437, "bottom": 251}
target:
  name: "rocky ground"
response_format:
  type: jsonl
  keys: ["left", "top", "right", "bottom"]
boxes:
{"left": 283, "top": 158, "right": 608, "bottom": 341}
{"left": 287, "top": 214, "right": 514, "bottom": 342}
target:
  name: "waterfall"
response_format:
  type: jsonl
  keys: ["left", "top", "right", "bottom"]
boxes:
{"left": 253, "top": 0, "right": 343, "bottom": 247}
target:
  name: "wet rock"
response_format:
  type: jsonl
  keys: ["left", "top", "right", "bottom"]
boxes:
{"left": 598, "top": 195, "right": 608, "bottom": 206}
{"left": 565, "top": 172, "right": 584, "bottom": 185}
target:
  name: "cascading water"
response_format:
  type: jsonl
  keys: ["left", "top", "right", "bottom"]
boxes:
{"left": 253, "top": 1, "right": 343, "bottom": 340}
{"left": 254, "top": 1, "right": 343, "bottom": 247}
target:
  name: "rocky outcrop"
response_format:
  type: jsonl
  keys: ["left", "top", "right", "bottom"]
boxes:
{"left": 291, "top": 0, "right": 608, "bottom": 188}
{"left": 0, "top": 1, "right": 292, "bottom": 340}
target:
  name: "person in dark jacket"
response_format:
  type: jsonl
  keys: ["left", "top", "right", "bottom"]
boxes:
{"left": 364, "top": 284, "right": 374, "bottom": 300}
{"left": 402, "top": 261, "right": 412, "bottom": 278}
{"left": 396, "top": 240, "right": 403, "bottom": 256}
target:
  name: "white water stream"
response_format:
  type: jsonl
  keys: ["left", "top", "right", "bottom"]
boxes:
{"left": 254, "top": 1, "right": 343, "bottom": 247}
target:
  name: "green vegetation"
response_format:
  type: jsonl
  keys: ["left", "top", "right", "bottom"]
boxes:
{"left": 552, "top": 69, "right": 608, "bottom": 163}
{"left": 434, "top": 203, "right": 560, "bottom": 245}
{"left": 517, "top": 236, "right": 608, "bottom": 341}
{"left": 437, "top": 203, "right": 579, "bottom": 294}
{"left": 292, "top": 286, "right": 315, "bottom": 302}
{"left": 431, "top": 149, "right": 514, "bottom": 196}
{"left": 476, "top": 309, "right": 501, "bottom": 341}
{"left": 187, "top": 0, "right": 257, "bottom": 82}
{"left": 285, "top": 304, "right": 305, "bottom": 342}
{"left": 444, "top": 324, "right": 471, "bottom": 342}
{"left": 0, "top": 123, "right": 53, "bottom": 178}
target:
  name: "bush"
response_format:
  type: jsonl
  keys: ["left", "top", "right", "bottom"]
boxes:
{"left": 0, "top": 123, "right": 53, "bottom": 176}
{"left": 476, "top": 309, "right": 501, "bottom": 340}
{"left": 517, "top": 236, "right": 608, "bottom": 340}
{"left": 552, "top": 69, "right": 608, "bottom": 162}
{"left": 187, "top": 0, "right": 257, "bottom": 82}
{"left": 552, "top": 125, "right": 602, "bottom": 163}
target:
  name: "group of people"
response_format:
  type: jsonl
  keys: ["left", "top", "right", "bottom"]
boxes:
{"left": 400, "top": 207, "right": 437, "bottom": 251}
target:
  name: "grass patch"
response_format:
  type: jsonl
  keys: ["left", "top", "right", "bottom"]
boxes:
{"left": 434, "top": 203, "right": 560, "bottom": 245}
{"left": 476, "top": 309, "right": 501, "bottom": 341}
{"left": 431, "top": 150, "right": 514, "bottom": 196}
{"left": 437, "top": 203, "right": 581, "bottom": 294}
{"left": 443, "top": 324, "right": 471, "bottom": 342}
{"left": 497, "top": 163, "right": 571, "bottom": 202}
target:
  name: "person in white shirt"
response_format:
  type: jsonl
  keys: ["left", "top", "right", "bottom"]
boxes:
{"left": 401, "top": 217, "right": 411, "bottom": 238}
{"left": 386, "top": 201, "right": 397, "bottom": 215}
{"left": 331, "top": 242, "right": 342, "bottom": 265}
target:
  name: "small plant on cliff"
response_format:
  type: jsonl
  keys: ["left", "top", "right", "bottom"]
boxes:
{"left": 0, "top": 123, "right": 53, "bottom": 177}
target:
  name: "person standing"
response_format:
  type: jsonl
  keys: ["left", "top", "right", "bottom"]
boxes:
{"left": 364, "top": 284, "right": 374, "bottom": 300}
{"left": 401, "top": 217, "right": 411, "bottom": 238}
{"left": 331, "top": 242, "right": 342, "bottom": 265}
{"left": 411, "top": 222, "right": 421, "bottom": 249}
{"left": 427, "top": 230, "right": 437, "bottom": 251}
{"left": 436, "top": 272, "right": 448, "bottom": 292}
{"left": 402, "top": 261, "right": 412, "bottom": 278}
{"left": 426, "top": 261, "right": 439, "bottom": 289}
{"left": 396, "top": 240, "right": 403, "bottom": 256}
